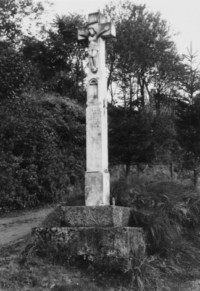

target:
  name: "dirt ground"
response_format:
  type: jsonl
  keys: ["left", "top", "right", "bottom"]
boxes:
{"left": 0, "top": 206, "right": 54, "bottom": 246}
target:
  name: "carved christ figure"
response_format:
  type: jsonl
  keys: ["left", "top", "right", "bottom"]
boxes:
{"left": 81, "top": 25, "right": 110, "bottom": 73}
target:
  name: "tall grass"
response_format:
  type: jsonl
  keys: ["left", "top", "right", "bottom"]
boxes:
{"left": 111, "top": 178, "right": 200, "bottom": 266}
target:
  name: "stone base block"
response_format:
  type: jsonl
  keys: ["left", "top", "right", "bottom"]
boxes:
{"left": 59, "top": 205, "right": 132, "bottom": 227}
{"left": 33, "top": 226, "right": 145, "bottom": 271}
{"left": 85, "top": 171, "right": 110, "bottom": 206}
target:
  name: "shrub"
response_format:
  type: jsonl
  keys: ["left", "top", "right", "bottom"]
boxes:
{"left": 0, "top": 43, "right": 31, "bottom": 99}
{"left": 0, "top": 94, "right": 85, "bottom": 211}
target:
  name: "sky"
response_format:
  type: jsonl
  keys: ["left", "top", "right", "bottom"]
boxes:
{"left": 46, "top": 0, "right": 200, "bottom": 61}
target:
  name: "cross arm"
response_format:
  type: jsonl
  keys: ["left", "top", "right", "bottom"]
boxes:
{"left": 77, "top": 27, "right": 88, "bottom": 41}
{"left": 99, "top": 22, "right": 116, "bottom": 39}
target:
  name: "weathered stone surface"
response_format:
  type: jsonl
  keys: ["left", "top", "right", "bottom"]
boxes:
{"left": 78, "top": 12, "right": 115, "bottom": 206}
{"left": 59, "top": 205, "right": 132, "bottom": 227}
{"left": 85, "top": 172, "right": 110, "bottom": 206}
{"left": 40, "top": 205, "right": 64, "bottom": 228}
{"left": 33, "top": 226, "right": 145, "bottom": 271}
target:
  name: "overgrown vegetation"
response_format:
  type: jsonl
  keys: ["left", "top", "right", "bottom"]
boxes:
{"left": 0, "top": 95, "right": 85, "bottom": 211}
{"left": 0, "top": 0, "right": 88, "bottom": 212}
{"left": 0, "top": 239, "right": 137, "bottom": 291}
{"left": 111, "top": 178, "right": 200, "bottom": 274}
{"left": 4, "top": 178, "right": 197, "bottom": 290}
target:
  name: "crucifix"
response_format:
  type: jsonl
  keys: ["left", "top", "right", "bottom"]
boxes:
{"left": 78, "top": 12, "right": 116, "bottom": 206}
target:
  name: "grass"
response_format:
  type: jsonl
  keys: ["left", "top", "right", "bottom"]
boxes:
{"left": 1, "top": 178, "right": 200, "bottom": 290}
{"left": 0, "top": 237, "right": 136, "bottom": 291}
{"left": 111, "top": 178, "right": 200, "bottom": 269}
{"left": 1, "top": 239, "right": 199, "bottom": 291}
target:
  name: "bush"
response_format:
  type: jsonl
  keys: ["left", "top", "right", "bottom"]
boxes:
{"left": 111, "top": 178, "right": 200, "bottom": 264}
{"left": 0, "top": 94, "right": 85, "bottom": 211}
{"left": 0, "top": 42, "right": 31, "bottom": 99}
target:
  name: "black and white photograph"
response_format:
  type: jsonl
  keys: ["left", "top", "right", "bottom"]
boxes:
{"left": 0, "top": 0, "right": 200, "bottom": 290}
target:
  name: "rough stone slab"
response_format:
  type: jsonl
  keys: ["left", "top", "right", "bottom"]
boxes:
{"left": 59, "top": 205, "right": 132, "bottom": 227}
{"left": 33, "top": 226, "right": 145, "bottom": 271}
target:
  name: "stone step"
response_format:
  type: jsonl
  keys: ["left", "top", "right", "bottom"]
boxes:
{"left": 59, "top": 205, "right": 132, "bottom": 227}
{"left": 33, "top": 226, "right": 145, "bottom": 271}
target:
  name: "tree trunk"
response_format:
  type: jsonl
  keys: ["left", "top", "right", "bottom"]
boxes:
{"left": 129, "top": 76, "right": 133, "bottom": 110}
{"left": 140, "top": 82, "right": 145, "bottom": 108}
{"left": 138, "top": 75, "right": 145, "bottom": 108}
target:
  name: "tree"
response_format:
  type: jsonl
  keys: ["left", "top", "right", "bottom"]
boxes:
{"left": 0, "top": 0, "right": 48, "bottom": 99}
{"left": 22, "top": 14, "right": 87, "bottom": 102}
{"left": 181, "top": 44, "right": 200, "bottom": 103}
{"left": 105, "top": 1, "right": 183, "bottom": 109}
{"left": 175, "top": 45, "right": 200, "bottom": 189}
{"left": 0, "top": 41, "right": 32, "bottom": 99}
{"left": 152, "top": 105, "right": 180, "bottom": 179}
{"left": 105, "top": 1, "right": 182, "bottom": 173}
{"left": 176, "top": 96, "right": 200, "bottom": 189}
{"left": 0, "top": 0, "right": 46, "bottom": 43}
{"left": 0, "top": 1, "right": 87, "bottom": 210}
{"left": 109, "top": 105, "right": 154, "bottom": 176}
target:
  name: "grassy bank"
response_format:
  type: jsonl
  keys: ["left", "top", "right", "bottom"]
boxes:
{"left": 1, "top": 179, "right": 200, "bottom": 290}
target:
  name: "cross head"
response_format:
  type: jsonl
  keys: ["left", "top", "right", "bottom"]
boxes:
{"left": 78, "top": 11, "right": 116, "bottom": 73}
{"left": 78, "top": 11, "right": 116, "bottom": 41}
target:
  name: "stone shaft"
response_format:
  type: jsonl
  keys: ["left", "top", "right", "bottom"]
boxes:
{"left": 83, "top": 13, "right": 115, "bottom": 206}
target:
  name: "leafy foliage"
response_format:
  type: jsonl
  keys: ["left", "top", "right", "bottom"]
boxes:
{"left": 0, "top": 0, "right": 47, "bottom": 100}
{"left": 109, "top": 103, "right": 178, "bottom": 173}
{"left": 23, "top": 14, "right": 87, "bottom": 102}
{"left": 0, "top": 95, "right": 85, "bottom": 211}
{"left": 0, "top": 0, "right": 45, "bottom": 42}
{"left": 176, "top": 96, "right": 200, "bottom": 188}
{"left": 106, "top": 1, "right": 182, "bottom": 172}
{"left": 109, "top": 106, "right": 154, "bottom": 174}
{"left": 0, "top": 3, "right": 88, "bottom": 210}
{"left": 181, "top": 45, "right": 200, "bottom": 101}
{"left": 105, "top": 0, "right": 183, "bottom": 108}
{"left": 0, "top": 42, "right": 31, "bottom": 99}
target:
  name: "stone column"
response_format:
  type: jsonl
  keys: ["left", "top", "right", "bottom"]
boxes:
{"left": 78, "top": 12, "right": 116, "bottom": 206}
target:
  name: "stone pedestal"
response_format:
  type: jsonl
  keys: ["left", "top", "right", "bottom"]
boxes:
{"left": 33, "top": 226, "right": 145, "bottom": 272}
{"left": 60, "top": 205, "right": 132, "bottom": 227}
{"left": 33, "top": 205, "right": 146, "bottom": 271}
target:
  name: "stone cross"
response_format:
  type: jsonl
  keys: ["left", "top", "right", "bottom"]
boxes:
{"left": 78, "top": 12, "right": 116, "bottom": 206}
